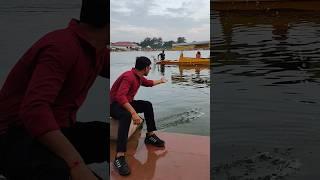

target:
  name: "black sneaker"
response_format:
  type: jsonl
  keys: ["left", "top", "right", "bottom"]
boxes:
{"left": 144, "top": 134, "right": 165, "bottom": 147}
{"left": 91, "top": 170, "right": 103, "bottom": 180}
{"left": 113, "top": 156, "right": 130, "bottom": 176}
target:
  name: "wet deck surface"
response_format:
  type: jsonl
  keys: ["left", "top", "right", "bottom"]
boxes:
{"left": 110, "top": 131, "right": 210, "bottom": 180}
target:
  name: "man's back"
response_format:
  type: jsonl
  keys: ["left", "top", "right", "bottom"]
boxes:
{"left": 158, "top": 52, "right": 165, "bottom": 60}
{"left": 110, "top": 70, "right": 137, "bottom": 105}
{"left": 0, "top": 20, "right": 105, "bottom": 137}
{"left": 110, "top": 68, "right": 153, "bottom": 106}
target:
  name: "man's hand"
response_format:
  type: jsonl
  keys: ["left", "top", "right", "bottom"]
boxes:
{"left": 160, "top": 77, "right": 167, "bottom": 83}
{"left": 122, "top": 103, "right": 142, "bottom": 125}
{"left": 132, "top": 113, "right": 143, "bottom": 125}
{"left": 70, "top": 163, "right": 98, "bottom": 180}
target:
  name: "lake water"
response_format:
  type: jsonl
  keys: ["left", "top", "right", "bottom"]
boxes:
{"left": 212, "top": 9, "right": 320, "bottom": 179}
{"left": 110, "top": 50, "right": 210, "bottom": 136}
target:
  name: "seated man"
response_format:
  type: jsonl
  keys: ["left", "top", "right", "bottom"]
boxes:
{"left": 0, "top": 0, "right": 108, "bottom": 179}
{"left": 196, "top": 51, "right": 201, "bottom": 58}
{"left": 110, "top": 56, "right": 167, "bottom": 176}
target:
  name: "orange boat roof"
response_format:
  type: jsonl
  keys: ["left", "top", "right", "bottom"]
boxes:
{"left": 110, "top": 131, "right": 210, "bottom": 180}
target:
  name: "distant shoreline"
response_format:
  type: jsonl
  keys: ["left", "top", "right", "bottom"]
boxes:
{"left": 110, "top": 49, "right": 210, "bottom": 52}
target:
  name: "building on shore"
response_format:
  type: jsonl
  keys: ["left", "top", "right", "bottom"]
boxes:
{"left": 110, "top": 42, "right": 141, "bottom": 51}
{"left": 171, "top": 41, "right": 210, "bottom": 51}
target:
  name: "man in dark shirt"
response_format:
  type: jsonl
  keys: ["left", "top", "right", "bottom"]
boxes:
{"left": 110, "top": 56, "right": 167, "bottom": 176}
{"left": 0, "top": 0, "right": 108, "bottom": 179}
{"left": 158, "top": 50, "right": 166, "bottom": 61}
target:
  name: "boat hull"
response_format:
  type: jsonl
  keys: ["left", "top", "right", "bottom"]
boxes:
{"left": 156, "top": 57, "right": 210, "bottom": 65}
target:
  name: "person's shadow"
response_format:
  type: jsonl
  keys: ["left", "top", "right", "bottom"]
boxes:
{"left": 130, "top": 145, "right": 167, "bottom": 180}
{"left": 111, "top": 144, "right": 168, "bottom": 180}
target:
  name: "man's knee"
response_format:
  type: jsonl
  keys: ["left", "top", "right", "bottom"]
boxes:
{"left": 143, "top": 101, "right": 152, "bottom": 107}
{"left": 120, "top": 111, "right": 132, "bottom": 121}
{"left": 143, "top": 101, "right": 153, "bottom": 109}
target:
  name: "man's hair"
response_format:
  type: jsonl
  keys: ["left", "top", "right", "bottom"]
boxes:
{"left": 135, "top": 56, "right": 151, "bottom": 70}
{"left": 80, "top": 0, "right": 108, "bottom": 28}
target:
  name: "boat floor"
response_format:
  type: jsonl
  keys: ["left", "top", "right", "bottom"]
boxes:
{"left": 110, "top": 130, "right": 210, "bottom": 180}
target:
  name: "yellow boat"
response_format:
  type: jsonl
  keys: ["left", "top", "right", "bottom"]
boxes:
{"left": 156, "top": 54, "right": 210, "bottom": 65}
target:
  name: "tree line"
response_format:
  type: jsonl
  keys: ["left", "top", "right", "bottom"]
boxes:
{"left": 138, "top": 37, "right": 186, "bottom": 49}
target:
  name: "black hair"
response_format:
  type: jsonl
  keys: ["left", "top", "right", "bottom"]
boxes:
{"left": 80, "top": 0, "right": 108, "bottom": 28}
{"left": 135, "top": 56, "right": 151, "bottom": 70}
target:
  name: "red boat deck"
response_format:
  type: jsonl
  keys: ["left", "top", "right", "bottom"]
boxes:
{"left": 110, "top": 131, "right": 210, "bottom": 180}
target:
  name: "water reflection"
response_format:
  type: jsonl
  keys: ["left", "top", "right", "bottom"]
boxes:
{"left": 156, "top": 64, "right": 210, "bottom": 88}
{"left": 110, "top": 131, "right": 168, "bottom": 180}
{"left": 212, "top": 9, "right": 320, "bottom": 179}
{"left": 123, "top": 147, "right": 167, "bottom": 180}
{"left": 213, "top": 10, "right": 320, "bottom": 85}
{"left": 157, "top": 64, "right": 165, "bottom": 76}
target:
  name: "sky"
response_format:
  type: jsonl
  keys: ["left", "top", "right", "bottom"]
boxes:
{"left": 110, "top": 0, "right": 210, "bottom": 43}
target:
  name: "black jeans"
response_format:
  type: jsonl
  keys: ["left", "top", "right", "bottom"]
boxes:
{"left": 110, "top": 100, "right": 157, "bottom": 153}
{"left": 0, "top": 121, "right": 109, "bottom": 180}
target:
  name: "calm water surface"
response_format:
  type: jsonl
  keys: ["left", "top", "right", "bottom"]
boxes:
{"left": 212, "top": 10, "right": 320, "bottom": 179}
{"left": 111, "top": 50, "right": 210, "bottom": 136}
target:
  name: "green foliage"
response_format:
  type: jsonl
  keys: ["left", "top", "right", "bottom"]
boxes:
{"left": 177, "top": 37, "right": 186, "bottom": 43}
{"left": 139, "top": 37, "right": 186, "bottom": 49}
{"left": 163, "top": 41, "right": 175, "bottom": 49}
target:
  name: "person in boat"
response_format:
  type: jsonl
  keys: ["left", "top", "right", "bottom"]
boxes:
{"left": 0, "top": 0, "right": 108, "bottom": 179}
{"left": 180, "top": 51, "right": 184, "bottom": 59}
{"left": 158, "top": 50, "right": 165, "bottom": 61}
{"left": 196, "top": 51, "right": 201, "bottom": 58}
{"left": 110, "top": 56, "right": 167, "bottom": 176}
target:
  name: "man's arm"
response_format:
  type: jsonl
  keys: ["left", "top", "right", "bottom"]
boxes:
{"left": 114, "top": 76, "right": 142, "bottom": 124}
{"left": 115, "top": 77, "right": 135, "bottom": 114}
{"left": 38, "top": 130, "right": 97, "bottom": 179}
{"left": 141, "top": 76, "right": 167, "bottom": 87}
{"left": 153, "top": 77, "right": 167, "bottom": 86}
{"left": 19, "top": 45, "right": 97, "bottom": 179}
{"left": 38, "top": 130, "right": 83, "bottom": 167}
{"left": 122, "top": 103, "right": 142, "bottom": 125}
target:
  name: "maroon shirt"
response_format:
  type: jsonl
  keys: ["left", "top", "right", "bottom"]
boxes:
{"left": 0, "top": 19, "right": 109, "bottom": 137}
{"left": 110, "top": 68, "right": 153, "bottom": 105}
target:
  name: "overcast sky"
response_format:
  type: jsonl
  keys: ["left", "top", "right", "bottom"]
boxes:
{"left": 110, "top": 0, "right": 209, "bottom": 43}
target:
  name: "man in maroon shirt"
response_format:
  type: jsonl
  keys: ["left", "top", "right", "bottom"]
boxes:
{"left": 110, "top": 56, "right": 167, "bottom": 176}
{"left": 0, "top": 0, "right": 108, "bottom": 180}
